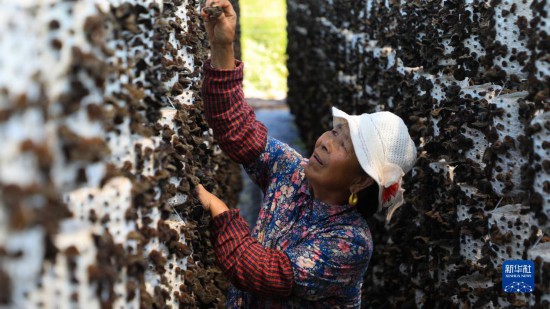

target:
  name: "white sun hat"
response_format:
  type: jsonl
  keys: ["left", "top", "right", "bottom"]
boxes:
{"left": 332, "top": 107, "right": 417, "bottom": 223}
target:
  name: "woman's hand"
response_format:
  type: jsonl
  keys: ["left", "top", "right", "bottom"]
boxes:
{"left": 195, "top": 184, "right": 229, "bottom": 218}
{"left": 201, "top": 0, "right": 236, "bottom": 69}
{"left": 201, "top": 0, "right": 236, "bottom": 47}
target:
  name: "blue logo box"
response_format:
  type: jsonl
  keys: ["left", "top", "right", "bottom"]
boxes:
{"left": 502, "top": 260, "right": 534, "bottom": 293}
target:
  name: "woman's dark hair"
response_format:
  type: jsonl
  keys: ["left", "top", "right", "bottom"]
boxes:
{"left": 356, "top": 181, "right": 379, "bottom": 220}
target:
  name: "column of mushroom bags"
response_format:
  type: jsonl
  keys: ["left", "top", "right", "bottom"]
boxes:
{"left": 0, "top": 1, "right": 241, "bottom": 308}
{"left": 286, "top": 0, "right": 549, "bottom": 307}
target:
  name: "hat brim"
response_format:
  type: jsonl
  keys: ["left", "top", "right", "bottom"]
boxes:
{"left": 331, "top": 107, "right": 381, "bottom": 188}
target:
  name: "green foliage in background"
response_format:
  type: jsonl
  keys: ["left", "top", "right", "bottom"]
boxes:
{"left": 240, "top": 0, "right": 287, "bottom": 99}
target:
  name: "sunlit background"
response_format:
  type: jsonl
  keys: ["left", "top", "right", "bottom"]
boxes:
{"left": 240, "top": 0, "right": 287, "bottom": 100}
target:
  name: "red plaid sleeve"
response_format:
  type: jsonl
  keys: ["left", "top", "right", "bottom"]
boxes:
{"left": 201, "top": 59, "right": 268, "bottom": 164}
{"left": 210, "top": 209, "right": 294, "bottom": 297}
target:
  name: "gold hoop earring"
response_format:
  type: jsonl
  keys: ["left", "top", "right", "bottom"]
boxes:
{"left": 348, "top": 192, "right": 358, "bottom": 207}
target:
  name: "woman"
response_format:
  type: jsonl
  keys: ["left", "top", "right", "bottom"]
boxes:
{"left": 195, "top": 1, "right": 417, "bottom": 307}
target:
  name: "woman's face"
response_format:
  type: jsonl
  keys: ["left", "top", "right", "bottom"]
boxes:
{"left": 305, "top": 122, "right": 364, "bottom": 192}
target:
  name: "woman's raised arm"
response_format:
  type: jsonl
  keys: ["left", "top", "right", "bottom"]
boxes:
{"left": 200, "top": 0, "right": 267, "bottom": 164}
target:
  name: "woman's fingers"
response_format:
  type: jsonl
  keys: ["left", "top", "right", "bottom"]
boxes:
{"left": 200, "top": 9, "right": 210, "bottom": 22}
{"left": 205, "top": 0, "right": 226, "bottom": 9}
{"left": 203, "top": 0, "right": 235, "bottom": 19}
{"left": 195, "top": 184, "right": 211, "bottom": 210}
{"left": 195, "top": 184, "right": 230, "bottom": 218}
